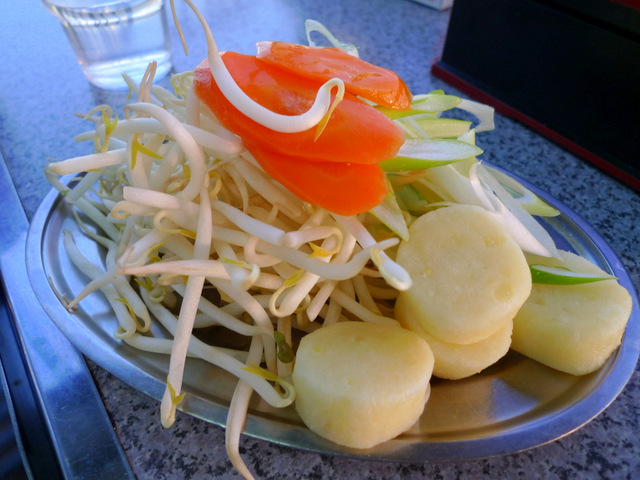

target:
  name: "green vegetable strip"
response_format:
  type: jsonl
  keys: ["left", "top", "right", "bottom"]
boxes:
{"left": 530, "top": 264, "right": 616, "bottom": 285}
{"left": 380, "top": 138, "right": 483, "bottom": 172}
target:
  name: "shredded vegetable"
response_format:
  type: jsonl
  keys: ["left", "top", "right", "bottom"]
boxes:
{"left": 530, "top": 264, "right": 617, "bottom": 285}
{"left": 44, "top": 2, "right": 574, "bottom": 478}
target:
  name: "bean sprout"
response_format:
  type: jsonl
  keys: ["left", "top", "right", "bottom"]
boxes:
{"left": 47, "top": 58, "right": 412, "bottom": 474}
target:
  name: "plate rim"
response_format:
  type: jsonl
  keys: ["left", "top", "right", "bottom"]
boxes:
{"left": 24, "top": 169, "right": 640, "bottom": 463}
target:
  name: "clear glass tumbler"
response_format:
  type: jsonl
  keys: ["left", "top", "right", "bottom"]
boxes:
{"left": 42, "top": 0, "right": 173, "bottom": 89}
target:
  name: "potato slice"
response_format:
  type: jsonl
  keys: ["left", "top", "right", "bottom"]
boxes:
{"left": 292, "top": 321, "right": 434, "bottom": 449}
{"left": 396, "top": 204, "right": 531, "bottom": 345}
{"left": 512, "top": 250, "right": 633, "bottom": 375}
{"left": 396, "top": 293, "right": 513, "bottom": 379}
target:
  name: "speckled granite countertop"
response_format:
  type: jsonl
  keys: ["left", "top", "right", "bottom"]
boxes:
{"left": 1, "top": 1, "right": 639, "bottom": 479}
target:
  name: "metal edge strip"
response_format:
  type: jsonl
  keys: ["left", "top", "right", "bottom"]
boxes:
{"left": 0, "top": 154, "right": 135, "bottom": 479}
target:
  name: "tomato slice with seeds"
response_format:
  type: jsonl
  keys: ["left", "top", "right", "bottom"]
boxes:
{"left": 193, "top": 53, "right": 405, "bottom": 165}
{"left": 247, "top": 144, "right": 388, "bottom": 216}
{"left": 255, "top": 41, "right": 412, "bottom": 111}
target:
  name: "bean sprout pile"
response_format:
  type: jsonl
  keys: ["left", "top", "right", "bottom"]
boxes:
{"left": 45, "top": 34, "right": 416, "bottom": 480}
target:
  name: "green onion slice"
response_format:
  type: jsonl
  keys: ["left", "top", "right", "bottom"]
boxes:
{"left": 380, "top": 138, "right": 483, "bottom": 172}
{"left": 485, "top": 165, "right": 559, "bottom": 217}
{"left": 530, "top": 264, "right": 616, "bottom": 285}
{"left": 370, "top": 178, "right": 410, "bottom": 241}
{"left": 377, "top": 93, "right": 462, "bottom": 120}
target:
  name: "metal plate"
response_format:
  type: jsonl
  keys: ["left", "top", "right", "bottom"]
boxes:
{"left": 25, "top": 175, "right": 640, "bottom": 463}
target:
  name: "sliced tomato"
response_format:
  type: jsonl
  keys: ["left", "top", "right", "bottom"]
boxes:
{"left": 248, "top": 143, "right": 388, "bottom": 216}
{"left": 193, "top": 53, "right": 405, "bottom": 165}
{"left": 255, "top": 41, "right": 412, "bottom": 111}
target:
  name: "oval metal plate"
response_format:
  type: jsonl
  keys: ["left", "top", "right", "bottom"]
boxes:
{"left": 25, "top": 172, "right": 640, "bottom": 462}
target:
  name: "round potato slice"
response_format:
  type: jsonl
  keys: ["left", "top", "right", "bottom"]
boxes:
{"left": 395, "top": 204, "right": 531, "bottom": 345}
{"left": 396, "top": 293, "right": 513, "bottom": 380}
{"left": 292, "top": 321, "right": 434, "bottom": 449}
{"left": 512, "top": 250, "right": 632, "bottom": 375}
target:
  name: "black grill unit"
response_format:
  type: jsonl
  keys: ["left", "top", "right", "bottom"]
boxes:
{"left": 432, "top": 0, "right": 640, "bottom": 191}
